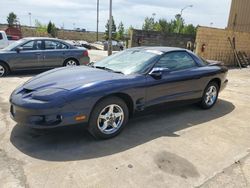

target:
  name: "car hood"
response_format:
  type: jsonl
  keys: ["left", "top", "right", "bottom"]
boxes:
{"left": 0, "top": 49, "right": 10, "bottom": 53}
{"left": 23, "top": 66, "right": 124, "bottom": 91}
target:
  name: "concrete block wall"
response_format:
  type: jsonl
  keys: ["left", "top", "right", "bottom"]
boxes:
{"left": 129, "top": 29, "right": 195, "bottom": 49}
{"left": 196, "top": 26, "right": 250, "bottom": 66}
{"left": 0, "top": 24, "right": 105, "bottom": 43}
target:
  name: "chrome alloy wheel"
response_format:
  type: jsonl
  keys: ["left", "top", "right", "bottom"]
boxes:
{"left": 66, "top": 60, "right": 77, "bottom": 66}
{"left": 97, "top": 104, "right": 124, "bottom": 134}
{"left": 0, "top": 65, "right": 5, "bottom": 77}
{"left": 205, "top": 85, "right": 217, "bottom": 106}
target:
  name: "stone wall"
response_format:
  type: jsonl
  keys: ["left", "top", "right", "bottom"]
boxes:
{"left": 196, "top": 26, "right": 250, "bottom": 66}
{"left": 129, "top": 29, "right": 195, "bottom": 49}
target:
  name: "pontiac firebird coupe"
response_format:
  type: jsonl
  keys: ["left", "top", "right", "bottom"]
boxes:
{"left": 10, "top": 47, "right": 228, "bottom": 139}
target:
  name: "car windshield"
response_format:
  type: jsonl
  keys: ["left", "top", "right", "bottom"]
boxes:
{"left": 93, "top": 49, "right": 161, "bottom": 75}
{"left": 3, "top": 39, "right": 27, "bottom": 51}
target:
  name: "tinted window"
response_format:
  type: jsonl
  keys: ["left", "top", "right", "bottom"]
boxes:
{"left": 45, "top": 40, "right": 68, "bottom": 50}
{"left": 21, "top": 41, "right": 42, "bottom": 51}
{"left": 0, "top": 33, "right": 3, "bottom": 40}
{"left": 155, "top": 51, "right": 197, "bottom": 71}
{"left": 36, "top": 41, "right": 43, "bottom": 50}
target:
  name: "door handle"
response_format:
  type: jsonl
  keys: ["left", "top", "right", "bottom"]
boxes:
{"left": 35, "top": 53, "right": 41, "bottom": 55}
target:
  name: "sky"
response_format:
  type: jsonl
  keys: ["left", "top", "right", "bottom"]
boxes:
{"left": 0, "top": 0, "right": 232, "bottom": 32}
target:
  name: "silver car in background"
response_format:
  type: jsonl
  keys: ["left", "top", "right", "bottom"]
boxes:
{"left": 0, "top": 37, "right": 90, "bottom": 77}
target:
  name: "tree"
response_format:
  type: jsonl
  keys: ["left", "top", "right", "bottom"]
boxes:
{"left": 126, "top": 25, "right": 134, "bottom": 36}
{"left": 117, "top": 22, "right": 125, "bottom": 41}
{"left": 140, "top": 14, "right": 197, "bottom": 36}
{"left": 7, "top": 12, "right": 18, "bottom": 26}
{"left": 35, "top": 20, "right": 47, "bottom": 36}
{"left": 105, "top": 16, "right": 117, "bottom": 40}
{"left": 182, "top": 24, "right": 197, "bottom": 35}
{"left": 173, "top": 14, "right": 185, "bottom": 33}
{"left": 142, "top": 17, "right": 155, "bottom": 31}
{"left": 154, "top": 19, "right": 170, "bottom": 33}
{"left": 47, "top": 21, "right": 57, "bottom": 37}
{"left": 47, "top": 21, "right": 53, "bottom": 34}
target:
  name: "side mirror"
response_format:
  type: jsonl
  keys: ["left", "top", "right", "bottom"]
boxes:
{"left": 15, "top": 47, "right": 23, "bottom": 53}
{"left": 87, "top": 62, "right": 96, "bottom": 66}
{"left": 149, "top": 67, "right": 170, "bottom": 79}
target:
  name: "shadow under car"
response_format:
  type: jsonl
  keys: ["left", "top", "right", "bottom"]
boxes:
{"left": 10, "top": 99, "right": 235, "bottom": 161}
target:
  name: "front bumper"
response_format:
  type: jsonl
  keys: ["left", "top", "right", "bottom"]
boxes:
{"left": 10, "top": 104, "right": 88, "bottom": 129}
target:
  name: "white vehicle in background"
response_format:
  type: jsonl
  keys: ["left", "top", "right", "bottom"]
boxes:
{"left": 0, "top": 31, "right": 15, "bottom": 49}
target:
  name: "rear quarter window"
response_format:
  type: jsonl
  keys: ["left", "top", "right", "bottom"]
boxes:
{"left": 45, "top": 40, "right": 69, "bottom": 50}
{"left": 0, "top": 33, "right": 3, "bottom": 40}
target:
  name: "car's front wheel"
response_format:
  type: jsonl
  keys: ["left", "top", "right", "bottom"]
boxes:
{"left": 200, "top": 82, "right": 219, "bottom": 109}
{"left": 88, "top": 97, "right": 129, "bottom": 139}
{"left": 0, "top": 63, "right": 9, "bottom": 77}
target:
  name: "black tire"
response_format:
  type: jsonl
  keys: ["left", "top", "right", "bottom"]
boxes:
{"left": 199, "top": 82, "right": 219, "bottom": 109}
{"left": 0, "top": 62, "right": 9, "bottom": 77}
{"left": 63, "top": 58, "right": 79, "bottom": 67}
{"left": 88, "top": 97, "right": 129, "bottom": 139}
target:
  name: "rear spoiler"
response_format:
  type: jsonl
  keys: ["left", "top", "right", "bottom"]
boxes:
{"left": 206, "top": 60, "right": 225, "bottom": 66}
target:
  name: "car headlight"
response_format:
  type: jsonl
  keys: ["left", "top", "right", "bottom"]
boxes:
{"left": 31, "top": 88, "right": 69, "bottom": 101}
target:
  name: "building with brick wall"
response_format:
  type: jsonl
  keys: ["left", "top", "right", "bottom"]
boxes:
{"left": 227, "top": 0, "right": 250, "bottom": 32}
{"left": 195, "top": 0, "right": 250, "bottom": 66}
{"left": 195, "top": 27, "right": 250, "bottom": 66}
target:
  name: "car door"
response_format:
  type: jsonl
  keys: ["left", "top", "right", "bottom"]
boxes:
{"left": 43, "top": 40, "right": 69, "bottom": 67}
{"left": 145, "top": 51, "right": 205, "bottom": 107}
{"left": 10, "top": 40, "right": 44, "bottom": 70}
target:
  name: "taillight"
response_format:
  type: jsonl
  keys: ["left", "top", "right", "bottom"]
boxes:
{"left": 83, "top": 50, "right": 88, "bottom": 57}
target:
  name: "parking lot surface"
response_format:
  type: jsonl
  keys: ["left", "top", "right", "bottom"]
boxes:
{"left": 0, "top": 51, "right": 250, "bottom": 188}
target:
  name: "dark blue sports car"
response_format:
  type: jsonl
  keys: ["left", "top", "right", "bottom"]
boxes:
{"left": 10, "top": 47, "right": 228, "bottom": 139}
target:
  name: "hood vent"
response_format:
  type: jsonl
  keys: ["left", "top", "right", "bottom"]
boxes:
{"left": 18, "top": 88, "right": 35, "bottom": 98}
{"left": 22, "top": 88, "right": 34, "bottom": 94}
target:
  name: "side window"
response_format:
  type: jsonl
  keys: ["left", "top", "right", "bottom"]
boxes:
{"left": 155, "top": 52, "right": 197, "bottom": 71}
{"left": 58, "top": 42, "right": 68, "bottom": 49}
{"left": 0, "top": 33, "right": 3, "bottom": 40}
{"left": 21, "top": 41, "right": 35, "bottom": 51}
{"left": 21, "top": 41, "right": 42, "bottom": 51}
{"left": 36, "top": 41, "right": 43, "bottom": 50}
{"left": 45, "top": 40, "right": 68, "bottom": 50}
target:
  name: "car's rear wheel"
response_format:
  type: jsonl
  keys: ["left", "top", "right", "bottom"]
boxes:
{"left": 199, "top": 82, "right": 219, "bottom": 109}
{"left": 0, "top": 63, "right": 9, "bottom": 77}
{"left": 63, "top": 59, "right": 79, "bottom": 67}
{"left": 88, "top": 97, "right": 129, "bottom": 139}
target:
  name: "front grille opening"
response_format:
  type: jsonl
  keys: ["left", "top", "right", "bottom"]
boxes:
{"left": 30, "top": 115, "right": 62, "bottom": 126}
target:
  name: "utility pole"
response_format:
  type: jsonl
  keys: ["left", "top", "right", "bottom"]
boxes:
{"left": 62, "top": 23, "right": 65, "bottom": 39}
{"left": 108, "top": 0, "right": 112, "bottom": 56}
{"left": 28, "top": 12, "right": 32, "bottom": 27}
{"left": 177, "top": 5, "right": 193, "bottom": 33}
{"left": 96, "top": 0, "right": 99, "bottom": 41}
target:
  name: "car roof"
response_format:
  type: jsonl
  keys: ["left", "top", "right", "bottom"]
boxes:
{"left": 22, "top": 37, "right": 65, "bottom": 42}
{"left": 132, "top": 46, "right": 185, "bottom": 53}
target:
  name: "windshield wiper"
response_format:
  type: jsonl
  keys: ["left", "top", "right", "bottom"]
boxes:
{"left": 94, "top": 66, "right": 124, "bottom": 74}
